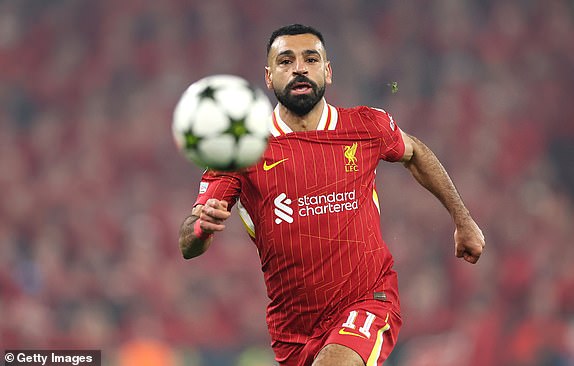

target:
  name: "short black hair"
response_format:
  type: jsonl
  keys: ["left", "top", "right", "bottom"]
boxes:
{"left": 266, "top": 24, "right": 326, "bottom": 55}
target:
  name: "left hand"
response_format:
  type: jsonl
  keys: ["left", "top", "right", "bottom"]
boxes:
{"left": 198, "top": 198, "right": 231, "bottom": 234}
{"left": 454, "top": 219, "right": 485, "bottom": 264}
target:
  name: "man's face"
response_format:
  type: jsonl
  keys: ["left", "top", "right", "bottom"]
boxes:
{"left": 265, "top": 34, "right": 332, "bottom": 116}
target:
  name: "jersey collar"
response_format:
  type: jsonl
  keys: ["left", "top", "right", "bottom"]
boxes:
{"left": 269, "top": 98, "right": 339, "bottom": 137}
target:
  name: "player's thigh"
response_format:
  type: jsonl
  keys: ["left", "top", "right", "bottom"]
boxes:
{"left": 312, "top": 343, "right": 364, "bottom": 366}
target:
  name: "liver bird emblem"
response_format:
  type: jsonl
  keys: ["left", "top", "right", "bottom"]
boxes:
{"left": 344, "top": 142, "right": 358, "bottom": 165}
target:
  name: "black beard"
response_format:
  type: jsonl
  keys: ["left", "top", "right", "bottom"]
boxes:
{"left": 274, "top": 76, "right": 325, "bottom": 117}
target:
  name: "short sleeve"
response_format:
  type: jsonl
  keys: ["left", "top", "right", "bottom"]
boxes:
{"left": 194, "top": 170, "right": 241, "bottom": 210}
{"left": 370, "top": 108, "right": 405, "bottom": 162}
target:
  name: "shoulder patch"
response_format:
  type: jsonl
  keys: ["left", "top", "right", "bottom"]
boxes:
{"left": 199, "top": 181, "right": 209, "bottom": 194}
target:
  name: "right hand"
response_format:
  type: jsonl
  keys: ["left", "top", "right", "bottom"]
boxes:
{"left": 197, "top": 198, "right": 231, "bottom": 235}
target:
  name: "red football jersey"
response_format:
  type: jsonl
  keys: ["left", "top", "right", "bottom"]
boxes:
{"left": 194, "top": 99, "right": 405, "bottom": 344}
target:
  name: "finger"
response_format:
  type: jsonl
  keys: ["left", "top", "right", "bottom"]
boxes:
{"left": 205, "top": 198, "right": 229, "bottom": 210}
{"left": 202, "top": 205, "right": 231, "bottom": 220}
{"left": 464, "top": 250, "right": 481, "bottom": 264}
{"left": 470, "top": 242, "right": 484, "bottom": 256}
{"left": 198, "top": 218, "right": 226, "bottom": 233}
{"left": 200, "top": 211, "right": 229, "bottom": 226}
{"left": 455, "top": 244, "right": 465, "bottom": 258}
{"left": 461, "top": 243, "right": 483, "bottom": 261}
{"left": 206, "top": 198, "right": 228, "bottom": 209}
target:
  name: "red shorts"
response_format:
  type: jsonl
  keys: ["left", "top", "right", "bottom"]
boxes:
{"left": 272, "top": 299, "right": 402, "bottom": 366}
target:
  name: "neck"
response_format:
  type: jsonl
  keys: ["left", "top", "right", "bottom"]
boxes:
{"left": 279, "top": 99, "right": 325, "bottom": 132}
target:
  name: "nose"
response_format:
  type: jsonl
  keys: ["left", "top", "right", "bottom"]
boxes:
{"left": 293, "top": 58, "right": 308, "bottom": 75}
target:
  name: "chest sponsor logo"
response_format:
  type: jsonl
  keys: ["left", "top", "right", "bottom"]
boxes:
{"left": 344, "top": 142, "right": 359, "bottom": 172}
{"left": 273, "top": 190, "right": 358, "bottom": 224}
{"left": 273, "top": 193, "right": 293, "bottom": 224}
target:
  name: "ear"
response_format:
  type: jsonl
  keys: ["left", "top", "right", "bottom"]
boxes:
{"left": 265, "top": 66, "right": 273, "bottom": 90}
{"left": 325, "top": 61, "right": 333, "bottom": 85}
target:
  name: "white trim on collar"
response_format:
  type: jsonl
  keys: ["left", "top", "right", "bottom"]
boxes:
{"left": 269, "top": 99, "right": 338, "bottom": 137}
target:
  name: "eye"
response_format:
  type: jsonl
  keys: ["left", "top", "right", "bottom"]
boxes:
{"left": 307, "top": 57, "right": 319, "bottom": 63}
{"left": 279, "top": 59, "right": 292, "bottom": 65}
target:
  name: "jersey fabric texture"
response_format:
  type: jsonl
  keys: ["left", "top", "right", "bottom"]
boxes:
{"left": 194, "top": 100, "right": 405, "bottom": 348}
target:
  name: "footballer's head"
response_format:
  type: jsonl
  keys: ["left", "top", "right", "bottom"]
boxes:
{"left": 265, "top": 24, "right": 332, "bottom": 116}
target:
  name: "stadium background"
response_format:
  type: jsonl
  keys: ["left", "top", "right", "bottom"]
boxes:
{"left": 1, "top": 0, "right": 573, "bottom": 365}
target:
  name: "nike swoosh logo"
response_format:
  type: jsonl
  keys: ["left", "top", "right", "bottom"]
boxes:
{"left": 263, "top": 158, "right": 289, "bottom": 171}
{"left": 338, "top": 328, "right": 367, "bottom": 339}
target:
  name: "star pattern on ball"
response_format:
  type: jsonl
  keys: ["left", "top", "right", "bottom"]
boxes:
{"left": 226, "top": 117, "right": 248, "bottom": 140}
{"left": 183, "top": 130, "right": 200, "bottom": 148}
{"left": 199, "top": 85, "right": 217, "bottom": 100}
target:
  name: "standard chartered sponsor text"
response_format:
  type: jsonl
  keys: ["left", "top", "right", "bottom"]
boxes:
{"left": 297, "top": 190, "right": 358, "bottom": 217}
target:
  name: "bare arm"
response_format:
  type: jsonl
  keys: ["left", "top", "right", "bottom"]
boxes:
{"left": 179, "top": 199, "right": 231, "bottom": 259}
{"left": 400, "top": 130, "right": 485, "bottom": 263}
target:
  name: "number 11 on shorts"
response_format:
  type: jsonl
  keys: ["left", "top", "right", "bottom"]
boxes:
{"left": 341, "top": 310, "right": 376, "bottom": 339}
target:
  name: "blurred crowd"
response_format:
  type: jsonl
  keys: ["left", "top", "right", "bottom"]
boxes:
{"left": 1, "top": 0, "right": 573, "bottom": 365}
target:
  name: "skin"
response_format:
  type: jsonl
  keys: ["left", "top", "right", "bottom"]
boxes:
{"left": 179, "top": 33, "right": 486, "bottom": 365}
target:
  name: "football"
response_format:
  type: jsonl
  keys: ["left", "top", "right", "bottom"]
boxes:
{"left": 172, "top": 74, "right": 273, "bottom": 171}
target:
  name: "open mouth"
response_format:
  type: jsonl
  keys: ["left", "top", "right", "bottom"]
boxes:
{"left": 291, "top": 82, "right": 313, "bottom": 95}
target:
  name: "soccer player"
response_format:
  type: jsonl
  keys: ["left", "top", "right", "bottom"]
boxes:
{"left": 178, "top": 24, "right": 485, "bottom": 366}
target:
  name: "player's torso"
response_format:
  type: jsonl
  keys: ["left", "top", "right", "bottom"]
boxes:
{"left": 238, "top": 106, "right": 394, "bottom": 340}
{"left": 243, "top": 129, "right": 381, "bottom": 237}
